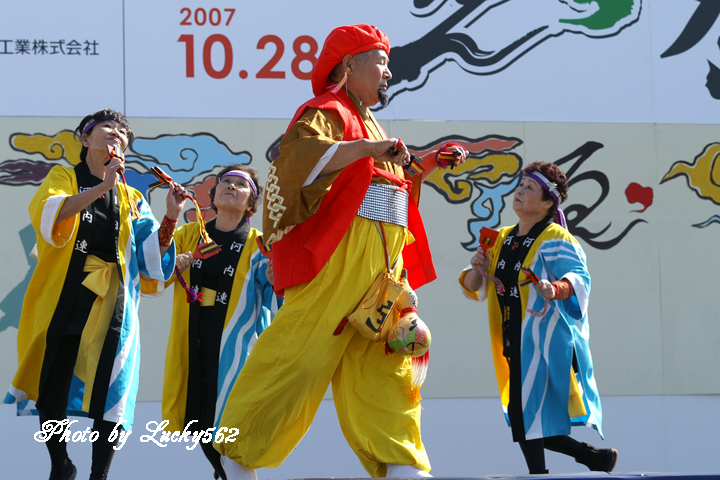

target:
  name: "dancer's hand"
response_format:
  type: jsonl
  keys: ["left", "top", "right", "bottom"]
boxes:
{"left": 536, "top": 279, "right": 554, "bottom": 300}
{"left": 176, "top": 252, "right": 194, "bottom": 273}
{"left": 266, "top": 259, "right": 274, "bottom": 286}
{"left": 470, "top": 247, "right": 490, "bottom": 274}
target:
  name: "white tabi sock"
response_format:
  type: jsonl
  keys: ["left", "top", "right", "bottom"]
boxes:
{"left": 385, "top": 464, "right": 433, "bottom": 478}
{"left": 220, "top": 455, "right": 258, "bottom": 480}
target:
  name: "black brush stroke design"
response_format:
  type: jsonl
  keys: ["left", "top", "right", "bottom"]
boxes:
{"left": 380, "top": 0, "right": 641, "bottom": 108}
{"left": 555, "top": 141, "right": 646, "bottom": 250}
{"left": 660, "top": 0, "right": 720, "bottom": 58}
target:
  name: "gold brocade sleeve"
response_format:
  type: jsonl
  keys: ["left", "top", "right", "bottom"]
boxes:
{"left": 263, "top": 108, "right": 345, "bottom": 240}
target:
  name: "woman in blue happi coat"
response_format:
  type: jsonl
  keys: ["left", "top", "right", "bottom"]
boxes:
{"left": 459, "top": 162, "right": 617, "bottom": 474}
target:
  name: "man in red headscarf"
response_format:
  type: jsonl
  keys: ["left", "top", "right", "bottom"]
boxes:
{"left": 215, "top": 24, "right": 465, "bottom": 480}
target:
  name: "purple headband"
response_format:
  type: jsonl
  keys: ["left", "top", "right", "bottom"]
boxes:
{"left": 524, "top": 171, "right": 567, "bottom": 229}
{"left": 220, "top": 170, "right": 258, "bottom": 197}
{"left": 82, "top": 116, "right": 122, "bottom": 135}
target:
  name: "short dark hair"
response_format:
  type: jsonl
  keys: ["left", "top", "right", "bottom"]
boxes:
{"left": 329, "top": 51, "right": 373, "bottom": 83}
{"left": 208, "top": 164, "right": 263, "bottom": 219}
{"left": 74, "top": 109, "right": 134, "bottom": 162}
{"left": 522, "top": 162, "right": 569, "bottom": 218}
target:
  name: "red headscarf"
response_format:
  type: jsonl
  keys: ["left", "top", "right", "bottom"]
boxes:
{"left": 311, "top": 24, "right": 390, "bottom": 96}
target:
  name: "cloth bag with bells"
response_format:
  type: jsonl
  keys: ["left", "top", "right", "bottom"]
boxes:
{"left": 334, "top": 222, "right": 409, "bottom": 341}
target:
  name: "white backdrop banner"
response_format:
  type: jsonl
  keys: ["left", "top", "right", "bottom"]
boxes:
{"left": 3, "top": 1, "right": 720, "bottom": 123}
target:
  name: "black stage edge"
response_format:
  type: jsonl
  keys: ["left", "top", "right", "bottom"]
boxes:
{"left": 287, "top": 475, "right": 720, "bottom": 480}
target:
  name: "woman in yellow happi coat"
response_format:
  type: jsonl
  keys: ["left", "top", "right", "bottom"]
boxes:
{"left": 144, "top": 165, "right": 279, "bottom": 480}
{"left": 4, "top": 109, "right": 186, "bottom": 480}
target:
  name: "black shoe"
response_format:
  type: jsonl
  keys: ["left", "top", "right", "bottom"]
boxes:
{"left": 576, "top": 444, "right": 618, "bottom": 472}
{"left": 49, "top": 461, "right": 77, "bottom": 480}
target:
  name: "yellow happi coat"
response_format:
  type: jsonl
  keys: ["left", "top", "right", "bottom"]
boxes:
{"left": 4, "top": 165, "right": 175, "bottom": 429}
{"left": 143, "top": 222, "right": 277, "bottom": 433}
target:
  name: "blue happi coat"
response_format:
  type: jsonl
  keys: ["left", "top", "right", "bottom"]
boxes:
{"left": 461, "top": 222, "right": 603, "bottom": 440}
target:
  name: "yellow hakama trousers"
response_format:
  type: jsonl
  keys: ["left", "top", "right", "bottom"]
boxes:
{"left": 215, "top": 216, "right": 430, "bottom": 477}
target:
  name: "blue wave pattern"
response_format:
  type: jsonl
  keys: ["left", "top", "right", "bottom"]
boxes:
{"left": 466, "top": 176, "right": 520, "bottom": 249}
{"left": 692, "top": 215, "right": 720, "bottom": 228}
{"left": 123, "top": 134, "right": 251, "bottom": 196}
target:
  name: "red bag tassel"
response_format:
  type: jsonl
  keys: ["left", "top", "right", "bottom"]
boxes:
{"left": 333, "top": 317, "right": 349, "bottom": 336}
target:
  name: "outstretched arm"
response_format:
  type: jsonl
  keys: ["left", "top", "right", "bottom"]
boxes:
{"left": 420, "top": 144, "right": 468, "bottom": 182}
{"left": 320, "top": 138, "right": 410, "bottom": 176}
{"left": 158, "top": 182, "right": 188, "bottom": 258}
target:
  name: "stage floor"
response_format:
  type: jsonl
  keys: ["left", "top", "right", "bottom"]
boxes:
{"left": 293, "top": 476, "right": 720, "bottom": 480}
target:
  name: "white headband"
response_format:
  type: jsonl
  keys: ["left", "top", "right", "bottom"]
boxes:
{"left": 525, "top": 171, "right": 559, "bottom": 200}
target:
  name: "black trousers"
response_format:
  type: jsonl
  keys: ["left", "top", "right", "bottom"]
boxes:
{"left": 184, "top": 306, "right": 227, "bottom": 480}
{"left": 35, "top": 335, "right": 121, "bottom": 480}
{"left": 508, "top": 355, "right": 596, "bottom": 474}
{"left": 518, "top": 435, "right": 591, "bottom": 474}
{"left": 507, "top": 347, "right": 587, "bottom": 473}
